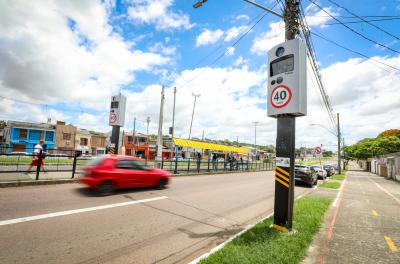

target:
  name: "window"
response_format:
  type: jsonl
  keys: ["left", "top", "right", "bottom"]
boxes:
{"left": 63, "top": 133, "right": 71, "bottom": 140}
{"left": 19, "top": 129, "right": 27, "bottom": 138}
{"left": 110, "top": 101, "right": 119, "bottom": 108}
{"left": 80, "top": 138, "right": 88, "bottom": 146}
{"left": 117, "top": 159, "right": 146, "bottom": 170}
{"left": 270, "top": 54, "right": 294, "bottom": 76}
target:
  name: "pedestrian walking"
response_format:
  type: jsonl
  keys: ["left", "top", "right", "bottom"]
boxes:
{"left": 25, "top": 140, "right": 45, "bottom": 174}
{"left": 196, "top": 152, "right": 201, "bottom": 172}
{"left": 212, "top": 153, "right": 217, "bottom": 171}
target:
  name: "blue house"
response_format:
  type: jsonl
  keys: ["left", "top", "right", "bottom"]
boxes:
{"left": 6, "top": 121, "right": 56, "bottom": 153}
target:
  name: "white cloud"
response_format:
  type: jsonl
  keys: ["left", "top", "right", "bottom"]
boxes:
{"left": 0, "top": 0, "right": 170, "bottom": 111}
{"left": 195, "top": 29, "right": 224, "bottom": 47}
{"left": 236, "top": 14, "right": 250, "bottom": 21}
{"left": 296, "top": 55, "right": 400, "bottom": 148}
{"left": 305, "top": 7, "right": 338, "bottom": 28}
{"left": 149, "top": 42, "right": 177, "bottom": 56}
{"left": 224, "top": 26, "right": 249, "bottom": 42}
{"left": 127, "top": 0, "right": 193, "bottom": 31}
{"left": 251, "top": 22, "right": 285, "bottom": 55}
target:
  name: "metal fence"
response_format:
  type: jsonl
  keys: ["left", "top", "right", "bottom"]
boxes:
{"left": 158, "top": 158, "right": 274, "bottom": 174}
{"left": 0, "top": 146, "right": 274, "bottom": 181}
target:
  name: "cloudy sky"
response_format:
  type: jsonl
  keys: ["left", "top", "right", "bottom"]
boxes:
{"left": 0, "top": 0, "right": 399, "bottom": 150}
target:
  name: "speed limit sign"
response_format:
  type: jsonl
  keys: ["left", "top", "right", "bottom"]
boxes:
{"left": 109, "top": 113, "right": 117, "bottom": 124}
{"left": 270, "top": 85, "right": 292, "bottom": 109}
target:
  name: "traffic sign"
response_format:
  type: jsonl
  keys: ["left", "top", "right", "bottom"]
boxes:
{"left": 270, "top": 85, "right": 292, "bottom": 109}
{"left": 314, "top": 146, "right": 322, "bottom": 155}
{"left": 109, "top": 113, "right": 117, "bottom": 124}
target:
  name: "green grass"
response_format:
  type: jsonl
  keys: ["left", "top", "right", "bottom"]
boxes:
{"left": 319, "top": 181, "right": 341, "bottom": 189}
{"left": 296, "top": 157, "right": 333, "bottom": 165}
{"left": 200, "top": 196, "right": 332, "bottom": 264}
{"left": 330, "top": 174, "right": 345, "bottom": 181}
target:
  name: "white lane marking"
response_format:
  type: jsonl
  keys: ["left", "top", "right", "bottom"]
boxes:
{"left": 0, "top": 196, "right": 168, "bottom": 226}
{"left": 333, "top": 178, "right": 347, "bottom": 207}
{"left": 369, "top": 178, "right": 400, "bottom": 205}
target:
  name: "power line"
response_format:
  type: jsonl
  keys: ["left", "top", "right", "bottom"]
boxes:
{"left": 325, "top": 17, "right": 400, "bottom": 26}
{"left": 326, "top": 0, "right": 400, "bottom": 41}
{"left": 310, "top": 31, "right": 400, "bottom": 72}
{"left": 307, "top": 0, "right": 400, "bottom": 55}
{"left": 299, "top": 4, "right": 337, "bottom": 128}
{"left": 178, "top": 10, "right": 271, "bottom": 90}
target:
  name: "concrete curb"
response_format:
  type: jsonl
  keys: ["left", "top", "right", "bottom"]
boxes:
{"left": 0, "top": 179, "right": 79, "bottom": 188}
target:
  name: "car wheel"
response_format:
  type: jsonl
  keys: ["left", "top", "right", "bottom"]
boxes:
{"left": 155, "top": 178, "right": 167, "bottom": 190}
{"left": 97, "top": 180, "right": 114, "bottom": 196}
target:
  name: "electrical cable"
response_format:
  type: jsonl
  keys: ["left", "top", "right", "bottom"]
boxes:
{"left": 325, "top": 17, "right": 400, "bottom": 26}
{"left": 326, "top": 0, "right": 400, "bottom": 41}
{"left": 307, "top": 0, "right": 400, "bottom": 54}
{"left": 299, "top": 4, "right": 337, "bottom": 129}
{"left": 310, "top": 31, "right": 400, "bottom": 72}
{"left": 177, "top": 10, "right": 271, "bottom": 90}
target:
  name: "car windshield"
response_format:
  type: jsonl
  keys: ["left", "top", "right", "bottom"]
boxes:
{"left": 86, "top": 156, "right": 105, "bottom": 166}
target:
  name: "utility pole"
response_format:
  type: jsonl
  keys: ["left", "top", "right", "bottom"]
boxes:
{"left": 172, "top": 87, "right": 177, "bottom": 140}
{"left": 146, "top": 116, "right": 150, "bottom": 160}
{"left": 132, "top": 117, "right": 136, "bottom": 156}
{"left": 156, "top": 86, "right": 165, "bottom": 164}
{"left": 146, "top": 117, "right": 150, "bottom": 135}
{"left": 189, "top": 93, "right": 201, "bottom": 139}
{"left": 337, "top": 113, "right": 341, "bottom": 174}
{"left": 237, "top": 136, "right": 239, "bottom": 147}
{"left": 172, "top": 87, "right": 177, "bottom": 160}
{"left": 253, "top": 122, "right": 259, "bottom": 160}
{"left": 272, "top": 0, "right": 300, "bottom": 231}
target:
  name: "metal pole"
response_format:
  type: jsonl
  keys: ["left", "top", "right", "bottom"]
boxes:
{"left": 273, "top": 0, "right": 299, "bottom": 231}
{"left": 156, "top": 86, "right": 165, "bottom": 165}
{"left": 146, "top": 116, "right": 150, "bottom": 160}
{"left": 172, "top": 87, "right": 177, "bottom": 161}
{"left": 337, "top": 113, "right": 341, "bottom": 174}
{"left": 189, "top": 93, "right": 200, "bottom": 139}
{"left": 132, "top": 117, "right": 136, "bottom": 156}
{"left": 111, "top": 126, "right": 120, "bottom": 155}
{"left": 253, "top": 122, "right": 258, "bottom": 161}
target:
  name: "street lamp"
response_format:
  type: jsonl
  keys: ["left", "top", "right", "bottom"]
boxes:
{"left": 310, "top": 123, "right": 341, "bottom": 174}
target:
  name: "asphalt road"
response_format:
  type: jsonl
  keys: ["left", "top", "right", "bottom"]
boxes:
{"left": 0, "top": 171, "right": 312, "bottom": 264}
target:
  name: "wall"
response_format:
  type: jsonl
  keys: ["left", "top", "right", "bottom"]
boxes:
{"left": 56, "top": 123, "right": 76, "bottom": 151}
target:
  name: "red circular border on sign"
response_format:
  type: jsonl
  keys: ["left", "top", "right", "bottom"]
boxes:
{"left": 270, "top": 85, "right": 292, "bottom": 109}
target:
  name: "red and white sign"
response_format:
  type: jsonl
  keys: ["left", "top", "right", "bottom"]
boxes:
{"left": 109, "top": 113, "right": 117, "bottom": 124}
{"left": 270, "top": 85, "right": 292, "bottom": 109}
{"left": 314, "top": 146, "right": 322, "bottom": 155}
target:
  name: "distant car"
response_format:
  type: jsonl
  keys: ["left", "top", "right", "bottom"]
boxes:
{"left": 295, "top": 165, "right": 318, "bottom": 187}
{"left": 310, "top": 165, "right": 327, "bottom": 180}
{"left": 323, "top": 165, "right": 336, "bottom": 176}
{"left": 80, "top": 155, "right": 170, "bottom": 195}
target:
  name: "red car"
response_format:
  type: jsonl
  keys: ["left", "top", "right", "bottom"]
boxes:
{"left": 80, "top": 155, "right": 170, "bottom": 195}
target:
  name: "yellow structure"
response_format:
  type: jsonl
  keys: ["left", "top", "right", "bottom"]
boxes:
{"left": 173, "top": 138, "right": 250, "bottom": 154}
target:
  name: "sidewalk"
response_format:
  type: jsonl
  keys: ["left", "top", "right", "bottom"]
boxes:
{"left": 304, "top": 163, "right": 400, "bottom": 263}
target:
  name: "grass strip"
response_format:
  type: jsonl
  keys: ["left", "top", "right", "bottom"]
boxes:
{"left": 330, "top": 174, "right": 345, "bottom": 181}
{"left": 319, "top": 181, "right": 341, "bottom": 189}
{"left": 200, "top": 196, "right": 332, "bottom": 264}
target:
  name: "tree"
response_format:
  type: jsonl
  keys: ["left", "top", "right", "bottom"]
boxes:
{"left": 378, "top": 129, "right": 400, "bottom": 138}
